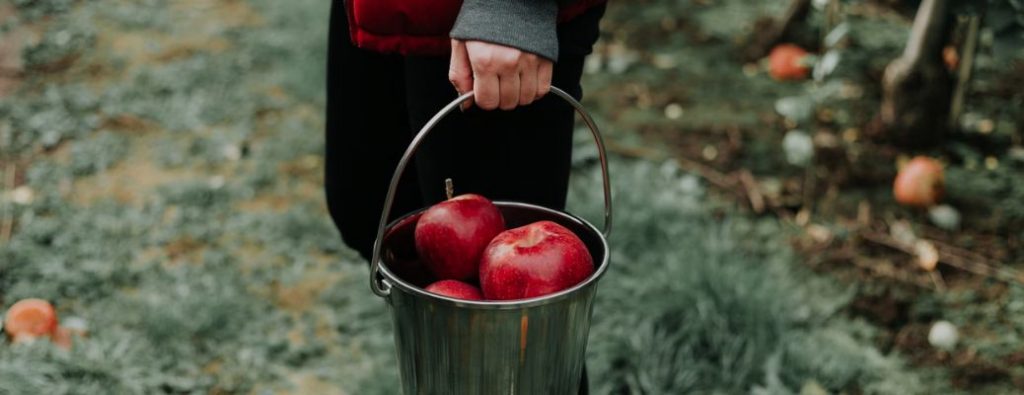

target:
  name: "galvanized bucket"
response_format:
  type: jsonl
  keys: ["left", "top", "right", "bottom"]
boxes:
{"left": 369, "top": 87, "right": 612, "bottom": 394}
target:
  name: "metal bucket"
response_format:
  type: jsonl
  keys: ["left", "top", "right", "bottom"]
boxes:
{"left": 368, "top": 87, "right": 612, "bottom": 394}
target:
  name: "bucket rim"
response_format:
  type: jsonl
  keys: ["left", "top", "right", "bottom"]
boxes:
{"left": 377, "top": 201, "right": 610, "bottom": 310}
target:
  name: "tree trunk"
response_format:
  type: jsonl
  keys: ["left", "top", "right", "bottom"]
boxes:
{"left": 877, "top": 0, "right": 953, "bottom": 147}
{"left": 742, "top": 0, "right": 813, "bottom": 62}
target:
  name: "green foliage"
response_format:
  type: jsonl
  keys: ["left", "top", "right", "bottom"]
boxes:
{"left": 921, "top": 282, "right": 1024, "bottom": 378}
{"left": 241, "top": 0, "right": 329, "bottom": 103}
{"left": 22, "top": 14, "right": 96, "bottom": 69}
{"left": 70, "top": 131, "right": 129, "bottom": 176}
{"left": 99, "top": 54, "right": 260, "bottom": 132}
{"left": 1, "top": 1, "right": 340, "bottom": 393}
{"left": 570, "top": 160, "right": 922, "bottom": 394}
{"left": 0, "top": 262, "right": 290, "bottom": 394}
{"left": 0, "top": 1, "right": 961, "bottom": 394}
{"left": 946, "top": 165, "right": 1024, "bottom": 230}
{"left": 12, "top": 0, "right": 75, "bottom": 21}
{"left": 95, "top": 0, "right": 176, "bottom": 31}
{"left": 1, "top": 199, "right": 150, "bottom": 304}
{"left": 0, "top": 85, "right": 101, "bottom": 156}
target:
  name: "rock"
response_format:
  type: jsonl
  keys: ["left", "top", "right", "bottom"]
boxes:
{"left": 928, "top": 204, "right": 961, "bottom": 231}
{"left": 783, "top": 130, "right": 814, "bottom": 166}
{"left": 928, "top": 320, "right": 959, "bottom": 351}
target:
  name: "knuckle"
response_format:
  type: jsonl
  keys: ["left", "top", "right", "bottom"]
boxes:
{"left": 472, "top": 56, "right": 495, "bottom": 73}
{"left": 489, "top": 52, "right": 516, "bottom": 69}
{"left": 524, "top": 53, "right": 539, "bottom": 65}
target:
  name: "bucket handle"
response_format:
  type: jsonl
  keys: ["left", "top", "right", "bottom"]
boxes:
{"left": 369, "top": 86, "right": 612, "bottom": 297}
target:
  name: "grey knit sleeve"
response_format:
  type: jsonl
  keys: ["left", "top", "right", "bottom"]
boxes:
{"left": 449, "top": 0, "right": 560, "bottom": 62}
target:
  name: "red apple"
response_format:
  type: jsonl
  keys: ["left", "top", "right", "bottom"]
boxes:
{"left": 4, "top": 299, "right": 58, "bottom": 339}
{"left": 424, "top": 280, "right": 483, "bottom": 300}
{"left": 768, "top": 44, "right": 811, "bottom": 81}
{"left": 894, "top": 156, "right": 944, "bottom": 208}
{"left": 943, "top": 45, "right": 959, "bottom": 71}
{"left": 479, "top": 221, "right": 594, "bottom": 300}
{"left": 415, "top": 194, "right": 504, "bottom": 281}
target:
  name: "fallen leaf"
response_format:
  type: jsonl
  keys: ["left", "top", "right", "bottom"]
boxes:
{"left": 915, "top": 240, "right": 939, "bottom": 271}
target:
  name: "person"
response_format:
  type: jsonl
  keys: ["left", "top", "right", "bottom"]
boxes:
{"left": 324, "top": 0, "right": 606, "bottom": 393}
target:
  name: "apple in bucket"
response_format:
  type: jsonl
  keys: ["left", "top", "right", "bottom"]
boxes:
{"left": 424, "top": 279, "right": 483, "bottom": 300}
{"left": 415, "top": 180, "right": 504, "bottom": 281}
{"left": 480, "top": 221, "right": 594, "bottom": 300}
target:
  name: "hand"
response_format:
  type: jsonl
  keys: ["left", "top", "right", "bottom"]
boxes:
{"left": 449, "top": 39, "right": 553, "bottom": 111}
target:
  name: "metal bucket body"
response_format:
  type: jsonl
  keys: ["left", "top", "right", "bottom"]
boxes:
{"left": 366, "top": 87, "right": 612, "bottom": 394}
{"left": 379, "top": 202, "right": 609, "bottom": 394}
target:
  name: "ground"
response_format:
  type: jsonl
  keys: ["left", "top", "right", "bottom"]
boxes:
{"left": 0, "top": 0, "right": 1022, "bottom": 394}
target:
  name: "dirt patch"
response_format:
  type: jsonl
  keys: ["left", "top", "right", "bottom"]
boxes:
{"left": 71, "top": 135, "right": 195, "bottom": 206}
{"left": 170, "top": 0, "right": 264, "bottom": 30}
{"left": 274, "top": 372, "right": 348, "bottom": 395}
{"left": 104, "top": 31, "right": 231, "bottom": 68}
{"left": 267, "top": 256, "right": 342, "bottom": 313}
{"left": 87, "top": 0, "right": 260, "bottom": 82}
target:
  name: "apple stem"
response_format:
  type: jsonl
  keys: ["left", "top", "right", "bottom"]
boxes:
{"left": 444, "top": 178, "right": 454, "bottom": 200}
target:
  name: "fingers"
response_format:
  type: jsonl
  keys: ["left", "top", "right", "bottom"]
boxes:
{"left": 473, "top": 71, "right": 500, "bottom": 111}
{"left": 537, "top": 61, "right": 553, "bottom": 98}
{"left": 448, "top": 39, "right": 474, "bottom": 110}
{"left": 498, "top": 71, "right": 520, "bottom": 110}
{"left": 461, "top": 41, "right": 554, "bottom": 110}
{"left": 519, "top": 55, "right": 539, "bottom": 106}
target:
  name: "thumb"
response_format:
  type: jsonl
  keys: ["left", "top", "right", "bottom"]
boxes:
{"left": 448, "top": 39, "right": 474, "bottom": 110}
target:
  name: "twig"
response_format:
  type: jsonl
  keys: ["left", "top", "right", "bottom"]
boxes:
{"left": 859, "top": 230, "right": 1024, "bottom": 284}
{"left": 738, "top": 170, "right": 765, "bottom": 214}
{"left": 849, "top": 256, "right": 934, "bottom": 289}
{"left": 605, "top": 141, "right": 775, "bottom": 214}
{"left": 801, "top": 165, "right": 815, "bottom": 217}
{"left": 929, "top": 271, "right": 947, "bottom": 292}
{"left": 857, "top": 201, "right": 872, "bottom": 227}
{"left": 934, "top": 243, "right": 1024, "bottom": 283}
{"left": 604, "top": 140, "right": 665, "bottom": 162}
{"left": 606, "top": 139, "right": 798, "bottom": 218}
{"left": 604, "top": 140, "right": 739, "bottom": 190}
{"left": 674, "top": 156, "right": 738, "bottom": 191}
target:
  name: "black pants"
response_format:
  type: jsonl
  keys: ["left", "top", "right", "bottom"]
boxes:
{"left": 325, "top": 2, "right": 604, "bottom": 394}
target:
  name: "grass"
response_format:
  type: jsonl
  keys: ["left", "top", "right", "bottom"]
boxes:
{"left": 0, "top": 0, "right": 972, "bottom": 394}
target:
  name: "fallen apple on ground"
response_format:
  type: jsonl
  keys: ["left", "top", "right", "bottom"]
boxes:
{"left": 4, "top": 298, "right": 58, "bottom": 339}
{"left": 415, "top": 183, "right": 504, "bottom": 281}
{"left": 480, "top": 221, "right": 594, "bottom": 300}
{"left": 424, "top": 279, "right": 483, "bottom": 300}
{"left": 942, "top": 45, "right": 958, "bottom": 71}
{"left": 768, "top": 44, "right": 811, "bottom": 81}
{"left": 894, "top": 156, "right": 944, "bottom": 208}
